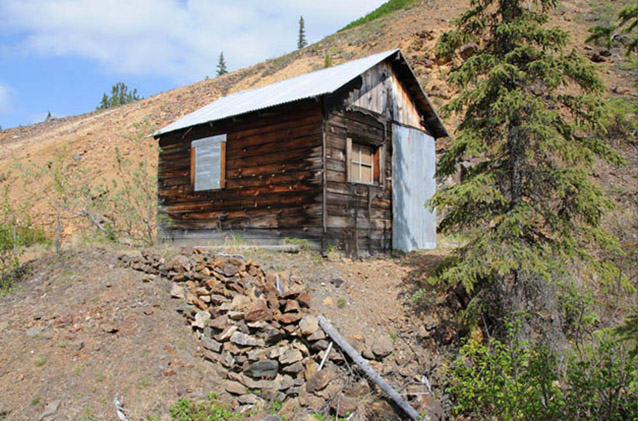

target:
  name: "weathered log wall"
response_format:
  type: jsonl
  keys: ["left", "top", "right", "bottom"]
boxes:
{"left": 323, "top": 109, "right": 393, "bottom": 255}
{"left": 348, "top": 61, "right": 427, "bottom": 132}
{"left": 157, "top": 100, "right": 324, "bottom": 245}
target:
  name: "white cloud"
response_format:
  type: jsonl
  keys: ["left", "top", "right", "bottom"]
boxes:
{"left": 0, "top": 84, "right": 11, "bottom": 114}
{"left": 0, "top": 0, "right": 386, "bottom": 83}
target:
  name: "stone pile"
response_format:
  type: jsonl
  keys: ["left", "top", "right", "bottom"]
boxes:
{"left": 121, "top": 249, "right": 363, "bottom": 415}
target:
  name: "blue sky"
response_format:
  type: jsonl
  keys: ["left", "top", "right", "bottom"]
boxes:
{"left": 0, "top": 0, "right": 386, "bottom": 129}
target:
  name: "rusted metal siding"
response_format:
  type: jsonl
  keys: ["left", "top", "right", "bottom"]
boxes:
{"left": 392, "top": 124, "right": 436, "bottom": 251}
{"left": 157, "top": 100, "right": 324, "bottom": 244}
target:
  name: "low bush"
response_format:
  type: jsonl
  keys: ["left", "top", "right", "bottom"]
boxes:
{"left": 169, "top": 394, "right": 241, "bottom": 421}
{"left": 447, "top": 318, "right": 638, "bottom": 420}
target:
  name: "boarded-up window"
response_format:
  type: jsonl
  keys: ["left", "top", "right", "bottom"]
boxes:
{"left": 349, "top": 142, "right": 375, "bottom": 184}
{"left": 191, "top": 134, "right": 226, "bottom": 191}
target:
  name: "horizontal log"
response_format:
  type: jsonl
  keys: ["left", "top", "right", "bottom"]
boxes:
{"left": 226, "top": 146, "right": 321, "bottom": 170}
{"left": 229, "top": 133, "right": 321, "bottom": 160}
{"left": 161, "top": 189, "right": 321, "bottom": 210}
{"left": 157, "top": 100, "right": 321, "bottom": 146}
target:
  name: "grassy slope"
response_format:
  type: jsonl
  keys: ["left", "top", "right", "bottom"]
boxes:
{"left": 340, "top": 0, "right": 421, "bottom": 31}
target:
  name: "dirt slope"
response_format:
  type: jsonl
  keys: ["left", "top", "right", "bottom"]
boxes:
{"left": 0, "top": 245, "right": 454, "bottom": 420}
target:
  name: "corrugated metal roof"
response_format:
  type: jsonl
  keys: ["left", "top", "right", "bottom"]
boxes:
{"left": 153, "top": 48, "right": 448, "bottom": 138}
{"left": 154, "top": 49, "right": 400, "bottom": 137}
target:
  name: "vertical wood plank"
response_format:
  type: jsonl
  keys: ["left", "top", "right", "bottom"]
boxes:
{"left": 220, "top": 141, "right": 227, "bottom": 188}
{"left": 346, "top": 137, "right": 352, "bottom": 183}
{"left": 190, "top": 146, "right": 195, "bottom": 187}
{"left": 322, "top": 122, "right": 328, "bottom": 233}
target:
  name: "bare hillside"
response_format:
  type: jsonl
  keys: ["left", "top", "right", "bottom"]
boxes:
{"left": 1, "top": 0, "right": 634, "bottom": 236}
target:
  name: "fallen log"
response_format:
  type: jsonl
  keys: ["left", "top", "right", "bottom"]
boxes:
{"left": 317, "top": 316, "right": 421, "bottom": 420}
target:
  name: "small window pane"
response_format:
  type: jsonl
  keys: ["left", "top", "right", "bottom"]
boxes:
{"left": 359, "top": 146, "right": 373, "bottom": 165}
{"left": 361, "top": 165, "right": 372, "bottom": 183}
{"left": 351, "top": 163, "right": 359, "bottom": 181}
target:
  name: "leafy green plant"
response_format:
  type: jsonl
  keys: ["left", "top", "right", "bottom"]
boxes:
{"left": 447, "top": 318, "right": 638, "bottom": 419}
{"left": 323, "top": 51, "right": 333, "bottom": 68}
{"left": 169, "top": 394, "right": 241, "bottom": 421}
{"left": 270, "top": 399, "right": 282, "bottom": 414}
{"left": 33, "top": 355, "right": 47, "bottom": 367}
{"left": 0, "top": 184, "right": 46, "bottom": 293}
{"left": 337, "top": 298, "right": 347, "bottom": 309}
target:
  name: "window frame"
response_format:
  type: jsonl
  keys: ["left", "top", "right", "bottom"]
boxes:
{"left": 346, "top": 137, "right": 383, "bottom": 186}
{"left": 190, "top": 134, "right": 227, "bottom": 191}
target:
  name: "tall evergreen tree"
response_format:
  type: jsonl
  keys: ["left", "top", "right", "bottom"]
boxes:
{"left": 297, "top": 16, "right": 308, "bottom": 49}
{"left": 429, "top": 0, "right": 624, "bottom": 335}
{"left": 96, "top": 82, "right": 140, "bottom": 110}
{"left": 216, "top": 52, "right": 228, "bottom": 76}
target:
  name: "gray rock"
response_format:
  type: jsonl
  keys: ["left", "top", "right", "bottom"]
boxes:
{"left": 307, "top": 329, "right": 326, "bottom": 341}
{"left": 220, "top": 351, "right": 235, "bottom": 368}
{"left": 230, "top": 331, "right": 263, "bottom": 347}
{"left": 170, "top": 284, "right": 186, "bottom": 299}
{"left": 311, "top": 339, "right": 330, "bottom": 352}
{"left": 255, "top": 325, "right": 284, "bottom": 345}
{"left": 224, "top": 380, "right": 246, "bottom": 395}
{"left": 216, "top": 325, "right": 238, "bottom": 342}
{"left": 330, "top": 394, "right": 357, "bottom": 418}
{"left": 371, "top": 335, "right": 394, "bottom": 358}
{"left": 285, "top": 386, "right": 301, "bottom": 396}
{"left": 362, "top": 347, "right": 375, "bottom": 360}
{"left": 175, "top": 303, "right": 194, "bottom": 314}
{"left": 247, "top": 348, "right": 265, "bottom": 361}
{"left": 237, "top": 394, "right": 262, "bottom": 405}
{"left": 279, "top": 349, "right": 303, "bottom": 365}
{"left": 192, "top": 311, "right": 211, "bottom": 330}
{"left": 278, "top": 374, "right": 295, "bottom": 390}
{"left": 246, "top": 359, "right": 279, "bottom": 379}
{"left": 39, "top": 399, "right": 61, "bottom": 421}
{"left": 201, "top": 336, "right": 222, "bottom": 353}
{"left": 209, "top": 294, "right": 230, "bottom": 305}
{"left": 282, "top": 361, "right": 304, "bottom": 374}
{"left": 306, "top": 368, "right": 335, "bottom": 393}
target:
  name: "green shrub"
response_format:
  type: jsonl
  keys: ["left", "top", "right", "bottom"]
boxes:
{"left": 0, "top": 185, "right": 47, "bottom": 293}
{"left": 447, "top": 319, "right": 638, "bottom": 420}
{"left": 169, "top": 394, "right": 241, "bottom": 421}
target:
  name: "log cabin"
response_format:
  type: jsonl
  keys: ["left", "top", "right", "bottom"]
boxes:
{"left": 153, "top": 49, "right": 448, "bottom": 255}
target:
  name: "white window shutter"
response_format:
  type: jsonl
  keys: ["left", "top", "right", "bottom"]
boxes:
{"left": 191, "top": 134, "right": 226, "bottom": 191}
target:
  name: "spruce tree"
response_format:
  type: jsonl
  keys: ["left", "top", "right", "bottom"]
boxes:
{"left": 216, "top": 52, "right": 228, "bottom": 76}
{"left": 429, "top": 0, "right": 624, "bottom": 334}
{"left": 96, "top": 82, "right": 140, "bottom": 110}
{"left": 297, "top": 16, "right": 307, "bottom": 49}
